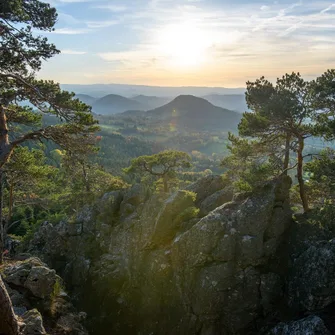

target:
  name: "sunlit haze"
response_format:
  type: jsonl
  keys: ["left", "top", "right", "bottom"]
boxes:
{"left": 39, "top": 0, "right": 335, "bottom": 86}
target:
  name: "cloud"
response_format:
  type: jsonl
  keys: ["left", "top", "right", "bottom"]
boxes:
{"left": 48, "top": 27, "right": 91, "bottom": 34}
{"left": 85, "top": 20, "right": 120, "bottom": 29}
{"left": 278, "top": 21, "right": 304, "bottom": 36}
{"left": 61, "top": 49, "right": 87, "bottom": 55}
{"left": 40, "top": 0, "right": 335, "bottom": 86}
{"left": 97, "top": 0, "right": 335, "bottom": 65}
{"left": 320, "top": 4, "right": 335, "bottom": 14}
{"left": 93, "top": 5, "right": 127, "bottom": 12}
{"left": 51, "top": 0, "right": 97, "bottom": 2}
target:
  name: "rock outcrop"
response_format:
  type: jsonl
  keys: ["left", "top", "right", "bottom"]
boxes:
{"left": 29, "top": 175, "right": 297, "bottom": 334}
{"left": 26, "top": 174, "right": 335, "bottom": 334}
{"left": 1, "top": 258, "right": 88, "bottom": 335}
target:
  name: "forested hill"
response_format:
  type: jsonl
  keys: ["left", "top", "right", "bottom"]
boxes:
{"left": 92, "top": 94, "right": 147, "bottom": 115}
{"left": 146, "top": 95, "right": 242, "bottom": 131}
{"left": 73, "top": 92, "right": 248, "bottom": 116}
{"left": 75, "top": 94, "right": 97, "bottom": 106}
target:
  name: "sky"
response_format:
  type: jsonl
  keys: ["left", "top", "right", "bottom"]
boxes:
{"left": 38, "top": 0, "right": 335, "bottom": 87}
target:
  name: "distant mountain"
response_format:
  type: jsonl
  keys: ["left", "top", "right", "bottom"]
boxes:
{"left": 146, "top": 95, "right": 241, "bottom": 131}
{"left": 132, "top": 95, "right": 172, "bottom": 110}
{"left": 61, "top": 83, "right": 245, "bottom": 98}
{"left": 76, "top": 94, "right": 97, "bottom": 106}
{"left": 92, "top": 94, "right": 146, "bottom": 115}
{"left": 202, "top": 94, "right": 248, "bottom": 113}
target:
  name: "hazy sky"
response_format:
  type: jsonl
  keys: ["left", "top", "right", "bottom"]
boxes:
{"left": 39, "top": 0, "right": 335, "bottom": 87}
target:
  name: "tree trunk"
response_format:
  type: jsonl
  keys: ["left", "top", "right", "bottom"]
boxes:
{"left": 0, "top": 106, "right": 12, "bottom": 168}
{"left": 0, "top": 170, "right": 4, "bottom": 264}
{"left": 8, "top": 179, "right": 13, "bottom": 223}
{"left": 297, "top": 136, "right": 309, "bottom": 212}
{"left": 0, "top": 106, "right": 9, "bottom": 264}
{"left": 163, "top": 175, "right": 168, "bottom": 193}
{"left": 283, "top": 133, "right": 291, "bottom": 175}
{"left": 82, "top": 164, "right": 90, "bottom": 193}
{"left": 0, "top": 275, "right": 21, "bottom": 335}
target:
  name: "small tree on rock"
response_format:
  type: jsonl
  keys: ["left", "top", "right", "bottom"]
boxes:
{"left": 124, "top": 150, "right": 191, "bottom": 192}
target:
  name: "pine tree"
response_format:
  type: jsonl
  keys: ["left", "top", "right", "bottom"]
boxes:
{"left": 0, "top": 0, "right": 99, "bottom": 263}
{"left": 124, "top": 150, "right": 191, "bottom": 192}
{"left": 0, "top": 1, "right": 99, "bottom": 327}
{"left": 239, "top": 72, "right": 323, "bottom": 212}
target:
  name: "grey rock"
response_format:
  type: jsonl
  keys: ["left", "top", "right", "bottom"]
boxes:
{"left": 268, "top": 315, "right": 330, "bottom": 334}
{"left": 288, "top": 240, "right": 335, "bottom": 311}
{"left": 199, "top": 187, "right": 233, "bottom": 216}
{"left": 186, "top": 174, "right": 227, "bottom": 206}
{"left": 3, "top": 258, "right": 88, "bottom": 335}
{"left": 21, "top": 309, "right": 47, "bottom": 335}
{"left": 7, "top": 287, "right": 28, "bottom": 307}
{"left": 25, "top": 266, "right": 60, "bottom": 299}
{"left": 260, "top": 273, "right": 283, "bottom": 314}
{"left": 120, "top": 203, "right": 136, "bottom": 218}
{"left": 149, "top": 190, "right": 196, "bottom": 247}
{"left": 29, "top": 176, "right": 294, "bottom": 335}
{"left": 99, "top": 190, "right": 123, "bottom": 215}
{"left": 94, "top": 176, "right": 292, "bottom": 334}
{"left": 4, "top": 266, "right": 31, "bottom": 286}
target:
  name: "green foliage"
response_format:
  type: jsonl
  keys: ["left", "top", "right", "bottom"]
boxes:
{"left": 124, "top": 150, "right": 191, "bottom": 192}
{"left": 124, "top": 150, "right": 191, "bottom": 175}
{"left": 304, "top": 148, "right": 335, "bottom": 207}
{"left": 180, "top": 190, "right": 197, "bottom": 203}
{"left": 235, "top": 70, "right": 335, "bottom": 211}
{"left": 310, "top": 69, "right": 335, "bottom": 141}
{"left": 0, "top": 0, "right": 58, "bottom": 74}
{"left": 221, "top": 133, "right": 279, "bottom": 192}
{"left": 174, "top": 206, "right": 200, "bottom": 226}
{"left": 0, "top": 0, "right": 99, "bottom": 172}
{"left": 96, "top": 131, "right": 158, "bottom": 175}
{"left": 4, "top": 146, "right": 127, "bottom": 239}
{"left": 50, "top": 278, "right": 64, "bottom": 316}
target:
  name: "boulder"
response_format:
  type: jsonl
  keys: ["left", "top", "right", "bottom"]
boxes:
{"left": 4, "top": 265, "right": 31, "bottom": 286}
{"left": 21, "top": 309, "right": 46, "bottom": 335}
{"left": 4, "top": 258, "right": 46, "bottom": 287}
{"left": 25, "top": 266, "right": 60, "bottom": 299}
{"left": 186, "top": 175, "right": 226, "bottom": 206}
{"left": 199, "top": 188, "right": 233, "bottom": 216}
{"left": 4, "top": 258, "right": 61, "bottom": 300}
{"left": 2, "top": 258, "right": 88, "bottom": 335}
{"left": 98, "top": 190, "right": 123, "bottom": 215}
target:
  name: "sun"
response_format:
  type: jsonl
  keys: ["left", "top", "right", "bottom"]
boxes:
{"left": 156, "top": 22, "right": 210, "bottom": 68}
